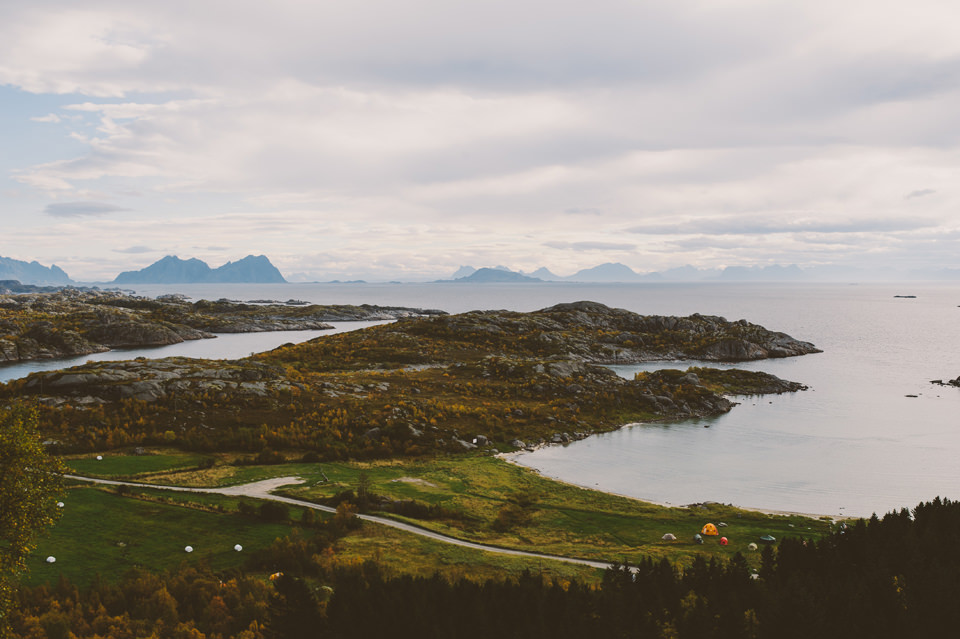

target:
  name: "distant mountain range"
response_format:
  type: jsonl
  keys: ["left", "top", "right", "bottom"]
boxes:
{"left": 113, "top": 255, "right": 286, "bottom": 284}
{"left": 444, "top": 262, "right": 960, "bottom": 283}
{"left": 449, "top": 267, "right": 543, "bottom": 283}
{"left": 113, "top": 255, "right": 287, "bottom": 284}
{"left": 0, "top": 256, "right": 73, "bottom": 286}
{"left": 5, "top": 253, "right": 960, "bottom": 287}
{"left": 445, "top": 262, "right": 658, "bottom": 283}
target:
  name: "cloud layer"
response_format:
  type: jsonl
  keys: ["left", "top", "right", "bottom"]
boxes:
{"left": 2, "top": 0, "right": 960, "bottom": 280}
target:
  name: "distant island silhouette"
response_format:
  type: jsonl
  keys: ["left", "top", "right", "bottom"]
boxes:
{"left": 112, "top": 255, "right": 286, "bottom": 284}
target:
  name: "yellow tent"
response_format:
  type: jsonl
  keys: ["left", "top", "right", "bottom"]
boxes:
{"left": 701, "top": 523, "right": 719, "bottom": 536}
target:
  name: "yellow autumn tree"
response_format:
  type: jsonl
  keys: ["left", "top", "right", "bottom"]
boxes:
{"left": 0, "top": 404, "right": 65, "bottom": 636}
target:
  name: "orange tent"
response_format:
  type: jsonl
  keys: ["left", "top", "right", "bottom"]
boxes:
{"left": 701, "top": 523, "right": 719, "bottom": 536}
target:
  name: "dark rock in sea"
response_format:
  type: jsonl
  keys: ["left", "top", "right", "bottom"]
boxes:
{"left": 931, "top": 376, "right": 960, "bottom": 388}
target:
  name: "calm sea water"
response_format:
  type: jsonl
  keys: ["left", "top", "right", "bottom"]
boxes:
{"left": 7, "top": 281, "right": 960, "bottom": 517}
{"left": 0, "top": 321, "right": 389, "bottom": 383}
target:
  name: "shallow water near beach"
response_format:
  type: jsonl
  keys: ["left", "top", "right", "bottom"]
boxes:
{"left": 8, "top": 281, "right": 960, "bottom": 517}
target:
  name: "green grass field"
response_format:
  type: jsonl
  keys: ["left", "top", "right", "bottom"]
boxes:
{"left": 64, "top": 451, "right": 205, "bottom": 477}
{"left": 278, "top": 456, "right": 832, "bottom": 566}
{"left": 24, "top": 485, "right": 299, "bottom": 587}
{"left": 24, "top": 481, "right": 605, "bottom": 589}
{"left": 33, "top": 450, "right": 838, "bottom": 584}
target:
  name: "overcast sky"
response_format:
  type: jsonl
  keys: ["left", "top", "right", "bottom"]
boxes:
{"left": 2, "top": 0, "right": 959, "bottom": 281}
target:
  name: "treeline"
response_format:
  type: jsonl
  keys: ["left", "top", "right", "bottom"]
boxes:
{"left": 12, "top": 497, "right": 960, "bottom": 638}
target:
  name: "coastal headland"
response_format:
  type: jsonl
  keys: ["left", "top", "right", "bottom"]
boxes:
{"left": 4, "top": 300, "right": 819, "bottom": 457}
{"left": 0, "top": 288, "right": 444, "bottom": 363}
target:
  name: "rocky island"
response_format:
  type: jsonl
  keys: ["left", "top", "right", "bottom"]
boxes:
{"left": 3, "top": 301, "right": 818, "bottom": 458}
{"left": 931, "top": 375, "right": 960, "bottom": 388}
{"left": 0, "top": 289, "right": 444, "bottom": 363}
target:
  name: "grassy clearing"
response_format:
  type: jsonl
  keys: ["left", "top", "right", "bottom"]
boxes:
{"left": 74, "top": 451, "right": 832, "bottom": 566}
{"left": 63, "top": 449, "right": 204, "bottom": 477}
{"left": 334, "top": 521, "right": 606, "bottom": 583}
{"left": 24, "top": 485, "right": 301, "bottom": 587}
{"left": 278, "top": 456, "right": 832, "bottom": 568}
{"left": 25, "top": 481, "right": 601, "bottom": 591}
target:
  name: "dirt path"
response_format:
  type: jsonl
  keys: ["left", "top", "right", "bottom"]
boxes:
{"left": 65, "top": 474, "right": 616, "bottom": 571}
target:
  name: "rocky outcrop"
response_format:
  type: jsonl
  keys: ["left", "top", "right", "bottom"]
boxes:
{"left": 389, "top": 301, "right": 820, "bottom": 365}
{"left": 0, "top": 290, "right": 445, "bottom": 363}
{"left": 931, "top": 376, "right": 960, "bottom": 388}
{"left": 3, "top": 304, "right": 813, "bottom": 458}
{"left": 0, "top": 280, "right": 69, "bottom": 294}
{"left": 645, "top": 367, "right": 808, "bottom": 396}
{"left": 179, "top": 300, "right": 444, "bottom": 331}
{"left": 82, "top": 318, "right": 212, "bottom": 347}
{"left": 22, "top": 357, "right": 295, "bottom": 403}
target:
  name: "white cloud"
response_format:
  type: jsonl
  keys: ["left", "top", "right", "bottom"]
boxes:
{"left": 544, "top": 241, "right": 637, "bottom": 251}
{"left": 31, "top": 113, "right": 61, "bottom": 123}
{"left": 3, "top": 0, "right": 960, "bottom": 277}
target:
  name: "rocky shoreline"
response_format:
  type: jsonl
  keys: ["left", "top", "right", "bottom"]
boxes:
{"left": 0, "top": 289, "right": 444, "bottom": 363}
{"left": 931, "top": 376, "right": 960, "bottom": 388}
{"left": 4, "top": 301, "right": 818, "bottom": 459}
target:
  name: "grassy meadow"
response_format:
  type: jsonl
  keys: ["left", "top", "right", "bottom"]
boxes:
{"left": 29, "top": 449, "right": 838, "bottom": 587}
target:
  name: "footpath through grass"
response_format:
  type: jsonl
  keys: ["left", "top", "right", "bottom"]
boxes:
{"left": 53, "top": 449, "right": 837, "bottom": 578}
{"left": 26, "top": 482, "right": 604, "bottom": 589}
{"left": 277, "top": 456, "right": 834, "bottom": 567}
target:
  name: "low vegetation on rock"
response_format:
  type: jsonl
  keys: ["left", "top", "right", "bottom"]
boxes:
{"left": 0, "top": 290, "right": 444, "bottom": 363}
{"left": 2, "top": 301, "right": 816, "bottom": 459}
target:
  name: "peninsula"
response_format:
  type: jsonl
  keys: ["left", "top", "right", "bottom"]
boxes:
{"left": 0, "top": 289, "right": 444, "bottom": 363}
{"left": 4, "top": 301, "right": 816, "bottom": 457}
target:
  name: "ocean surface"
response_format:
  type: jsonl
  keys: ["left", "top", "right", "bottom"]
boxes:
{"left": 6, "top": 281, "right": 960, "bottom": 517}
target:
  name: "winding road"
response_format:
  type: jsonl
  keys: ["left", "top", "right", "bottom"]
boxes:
{"left": 65, "top": 474, "right": 618, "bottom": 572}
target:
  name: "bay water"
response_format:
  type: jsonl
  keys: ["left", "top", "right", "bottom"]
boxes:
{"left": 6, "top": 281, "right": 960, "bottom": 517}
